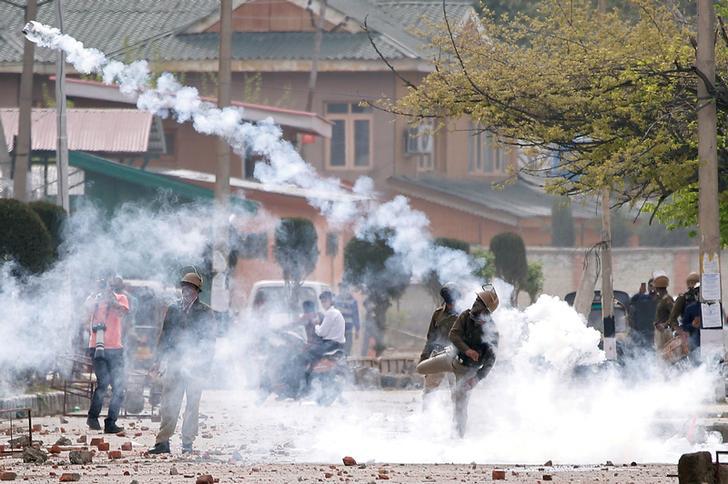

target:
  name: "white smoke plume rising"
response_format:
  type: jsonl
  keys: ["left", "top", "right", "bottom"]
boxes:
{"left": 22, "top": 21, "right": 478, "bottom": 291}
{"left": 11, "top": 21, "right": 725, "bottom": 467}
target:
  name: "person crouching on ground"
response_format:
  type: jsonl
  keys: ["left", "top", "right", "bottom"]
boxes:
{"left": 147, "top": 272, "right": 216, "bottom": 455}
{"left": 416, "top": 285, "right": 499, "bottom": 437}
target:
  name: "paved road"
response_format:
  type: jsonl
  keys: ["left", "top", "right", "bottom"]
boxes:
{"left": 0, "top": 388, "right": 722, "bottom": 482}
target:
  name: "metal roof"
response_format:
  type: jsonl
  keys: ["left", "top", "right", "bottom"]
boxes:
{"left": 0, "top": 0, "right": 475, "bottom": 66}
{"left": 70, "top": 150, "right": 257, "bottom": 211}
{"left": 152, "top": 31, "right": 408, "bottom": 62}
{"left": 0, "top": 108, "right": 154, "bottom": 152}
{"left": 60, "top": 77, "right": 332, "bottom": 138}
{"left": 390, "top": 175, "right": 600, "bottom": 220}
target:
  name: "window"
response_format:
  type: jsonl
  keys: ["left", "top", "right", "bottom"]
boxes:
{"left": 325, "top": 102, "right": 372, "bottom": 169}
{"left": 468, "top": 126, "right": 505, "bottom": 175}
{"left": 404, "top": 120, "right": 435, "bottom": 172}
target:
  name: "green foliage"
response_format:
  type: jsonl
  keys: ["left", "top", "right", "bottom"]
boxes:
{"left": 344, "top": 233, "right": 410, "bottom": 355}
{"left": 523, "top": 260, "right": 544, "bottom": 304}
{"left": 394, "top": 0, "right": 719, "bottom": 233}
{"left": 472, "top": 248, "right": 496, "bottom": 282}
{"left": 425, "top": 237, "right": 471, "bottom": 302}
{"left": 0, "top": 200, "right": 53, "bottom": 273}
{"left": 274, "top": 217, "right": 319, "bottom": 287}
{"left": 551, "top": 197, "right": 575, "bottom": 247}
{"left": 490, "top": 232, "right": 528, "bottom": 288}
{"left": 29, "top": 200, "right": 67, "bottom": 258}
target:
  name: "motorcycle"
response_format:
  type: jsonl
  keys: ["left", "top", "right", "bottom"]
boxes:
{"left": 307, "top": 347, "right": 349, "bottom": 406}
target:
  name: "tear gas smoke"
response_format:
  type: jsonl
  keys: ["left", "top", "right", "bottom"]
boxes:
{"left": 22, "top": 21, "right": 479, "bottom": 291}
{"left": 11, "top": 22, "right": 726, "bottom": 465}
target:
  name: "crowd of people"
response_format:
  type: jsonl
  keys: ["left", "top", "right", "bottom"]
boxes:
{"left": 629, "top": 271, "right": 706, "bottom": 363}
{"left": 81, "top": 272, "right": 362, "bottom": 454}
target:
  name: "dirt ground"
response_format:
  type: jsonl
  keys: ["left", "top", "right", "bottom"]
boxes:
{"left": 0, "top": 389, "right": 697, "bottom": 483}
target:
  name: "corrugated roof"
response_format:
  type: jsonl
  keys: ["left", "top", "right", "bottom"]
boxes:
{"left": 391, "top": 175, "right": 599, "bottom": 220}
{"left": 151, "top": 31, "right": 407, "bottom": 61}
{"left": 0, "top": 0, "right": 476, "bottom": 65}
{"left": 0, "top": 108, "right": 153, "bottom": 152}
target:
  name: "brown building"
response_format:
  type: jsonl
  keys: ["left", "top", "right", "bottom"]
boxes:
{"left": 0, "top": 0, "right": 602, "bottom": 247}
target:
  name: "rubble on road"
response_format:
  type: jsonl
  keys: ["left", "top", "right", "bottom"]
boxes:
{"left": 22, "top": 447, "right": 47, "bottom": 464}
{"left": 59, "top": 472, "right": 81, "bottom": 482}
{"left": 0, "top": 471, "right": 17, "bottom": 481}
{"left": 68, "top": 450, "right": 93, "bottom": 465}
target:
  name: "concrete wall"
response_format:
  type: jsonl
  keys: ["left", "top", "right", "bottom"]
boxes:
{"left": 526, "top": 246, "right": 728, "bottom": 301}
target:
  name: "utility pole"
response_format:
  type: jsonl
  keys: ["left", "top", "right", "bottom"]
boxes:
{"left": 211, "top": 0, "right": 232, "bottom": 314}
{"left": 14, "top": 0, "right": 38, "bottom": 201}
{"left": 596, "top": 0, "right": 616, "bottom": 360}
{"left": 55, "top": 0, "right": 69, "bottom": 211}
{"left": 305, "top": 0, "right": 327, "bottom": 112}
{"left": 696, "top": 0, "right": 724, "bottom": 370}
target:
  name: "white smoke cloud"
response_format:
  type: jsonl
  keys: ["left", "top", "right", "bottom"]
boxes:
{"left": 22, "top": 21, "right": 476, "bottom": 290}
{"left": 12, "top": 22, "right": 725, "bottom": 467}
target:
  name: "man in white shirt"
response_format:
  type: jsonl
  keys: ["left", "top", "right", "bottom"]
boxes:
{"left": 314, "top": 291, "right": 346, "bottom": 349}
{"left": 300, "top": 291, "right": 345, "bottom": 380}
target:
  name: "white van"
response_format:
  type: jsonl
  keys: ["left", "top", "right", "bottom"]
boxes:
{"left": 247, "top": 280, "right": 332, "bottom": 316}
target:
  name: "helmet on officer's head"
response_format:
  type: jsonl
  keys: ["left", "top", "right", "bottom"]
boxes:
{"left": 440, "top": 282, "right": 460, "bottom": 305}
{"left": 180, "top": 272, "right": 203, "bottom": 291}
{"left": 476, "top": 285, "right": 499, "bottom": 313}
{"left": 687, "top": 272, "right": 700, "bottom": 287}
{"left": 653, "top": 271, "right": 669, "bottom": 289}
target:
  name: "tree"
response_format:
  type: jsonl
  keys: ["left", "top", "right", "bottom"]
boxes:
{"left": 523, "top": 260, "right": 544, "bottom": 304}
{"left": 425, "top": 237, "right": 470, "bottom": 303}
{"left": 344, "top": 233, "right": 410, "bottom": 355}
{"left": 0, "top": 199, "right": 53, "bottom": 273}
{"left": 390, "top": 1, "right": 726, "bottom": 237}
{"left": 490, "top": 232, "right": 528, "bottom": 304}
{"left": 273, "top": 218, "right": 319, "bottom": 310}
{"left": 551, "top": 197, "right": 575, "bottom": 247}
{"left": 29, "top": 201, "right": 67, "bottom": 259}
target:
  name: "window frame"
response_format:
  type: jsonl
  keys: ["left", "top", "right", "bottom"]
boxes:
{"left": 324, "top": 102, "right": 373, "bottom": 170}
{"left": 468, "top": 124, "right": 506, "bottom": 175}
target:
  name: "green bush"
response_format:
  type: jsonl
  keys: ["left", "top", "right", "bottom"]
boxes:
{"left": 490, "top": 232, "right": 528, "bottom": 304}
{"left": 344, "top": 232, "right": 410, "bottom": 355}
{"left": 0, "top": 199, "right": 54, "bottom": 273}
{"left": 29, "top": 200, "right": 67, "bottom": 257}
{"left": 274, "top": 218, "right": 319, "bottom": 310}
{"left": 426, "top": 237, "right": 471, "bottom": 303}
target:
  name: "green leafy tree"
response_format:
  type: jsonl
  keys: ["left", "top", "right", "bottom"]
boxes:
{"left": 344, "top": 233, "right": 410, "bottom": 355}
{"left": 490, "top": 232, "right": 528, "bottom": 304}
{"left": 0, "top": 199, "right": 53, "bottom": 273}
{"left": 472, "top": 248, "right": 496, "bottom": 282}
{"left": 425, "top": 237, "right": 470, "bottom": 304}
{"left": 29, "top": 200, "right": 67, "bottom": 260}
{"left": 274, "top": 218, "right": 319, "bottom": 311}
{"left": 523, "top": 261, "right": 544, "bottom": 304}
{"left": 392, "top": 0, "right": 728, "bottom": 239}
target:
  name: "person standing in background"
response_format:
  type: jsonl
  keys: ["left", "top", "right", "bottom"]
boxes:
{"left": 335, "top": 283, "right": 360, "bottom": 356}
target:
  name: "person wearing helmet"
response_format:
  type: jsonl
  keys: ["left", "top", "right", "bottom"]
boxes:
{"left": 148, "top": 272, "right": 216, "bottom": 455}
{"left": 416, "top": 285, "right": 499, "bottom": 437}
{"left": 418, "top": 283, "right": 460, "bottom": 406}
{"left": 652, "top": 272, "right": 674, "bottom": 352}
{"left": 668, "top": 272, "right": 700, "bottom": 331}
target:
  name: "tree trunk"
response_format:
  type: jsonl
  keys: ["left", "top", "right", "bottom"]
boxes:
{"left": 14, "top": 0, "right": 37, "bottom": 201}
{"left": 305, "top": 0, "right": 327, "bottom": 112}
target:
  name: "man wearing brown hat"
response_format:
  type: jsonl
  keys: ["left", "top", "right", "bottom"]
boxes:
{"left": 668, "top": 272, "right": 700, "bottom": 330}
{"left": 148, "top": 272, "right": 216, "bottom": 455}
{"left": 417, "top": 285, "right": 499, "bottom": 437}
{"left": 652, "top": 272, "right": 675, "bottom": 351}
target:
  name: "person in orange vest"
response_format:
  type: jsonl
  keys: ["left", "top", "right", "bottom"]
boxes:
{"left": 86, "top": 275, "right": 130, "bottom": 433}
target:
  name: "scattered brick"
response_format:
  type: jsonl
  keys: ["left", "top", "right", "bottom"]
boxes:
{"left": 76, "top": 436, "right": 86, "bottom": 444}
{"left": 120, "top": 443, "right": 132, "bottom": 451}
{"left": 342, "top": 456, "right": 357, "bottom": 466}
{"left": 89, "top": 438, "right": 104, "bottom": 447}
{"left": 49, "top": 445, "right": 62, "bottom": 454}
{"left": 543, "top": 475, "right": 553, "bottom": 481}
{"left": 58, "top": 473, "right": 80, "bottom": 482}
{"left": 492, "top": 469, "right": 506, "bottom": 480}
{"left": 107, "top": 450, "right": 122, "bottom": 459}
{"left": 97, "top": 443, "right": 109, "bottom": 452}
{"left": 196, "top": 475, "right": 214, "bottom": 484}
{"left": 0, "top": 471, "right": 17, "bottom": 481}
